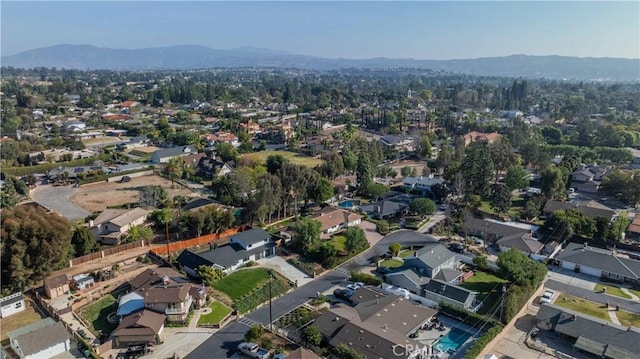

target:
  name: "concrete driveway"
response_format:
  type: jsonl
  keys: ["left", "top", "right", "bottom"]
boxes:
{"left": 30, "top": 183, "right": 90, "bottom": 220}
{"left": 358, "top": 220, "right": 383, "bottom": 246}
{"left": 256, "top": 256, "right": 313, "bottom": 287}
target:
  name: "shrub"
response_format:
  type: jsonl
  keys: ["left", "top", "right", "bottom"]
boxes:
{"left": 349, "top": 271, "right": 382, "bottom": 286}
{"left": 260, "top": 337, "right": 273, "bottom": 350}
{"left": 439, "top": 302, "right": 501, "bottom": 328}
{"left": 245, "top": 324, "right": 264, "bottom": 342}
{"left": 287, "top": 258, "right": 317, "bottom": 277}
{"left": 463, "top": 324, "right": 504, "bottom": 359}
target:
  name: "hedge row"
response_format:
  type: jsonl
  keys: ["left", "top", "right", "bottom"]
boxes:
{"left": 439, "top": 302, "right": 501, "bottom": 328}
{"left": 349, "top": 271, "right": 382, "bottom": 286}
{"left": 463, "top": 324, "right": 504, "bottom": 359}
{"left": 287, "top": 258, "right": 317, "bottom": 277}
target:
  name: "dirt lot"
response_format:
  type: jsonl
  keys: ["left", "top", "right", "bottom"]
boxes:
{"left": 69, "top": 174, "right": 195, "bottom": 212}
{"left": 0, "top": 300, "right": 46, "bottom": 341}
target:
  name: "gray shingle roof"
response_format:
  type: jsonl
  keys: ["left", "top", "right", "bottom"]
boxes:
{"left": 153, "top": 145, "right": 197, "bottom": 159}
{"left": 9, "top": 320, "right": 70, "bottom": 357}
{"left": 422, "top": 278, "right": 475, "bottom": 304}
{"left": 410, "top": 241, "right": 457, "bottom": 270}
{"left": 231, "top": 228, "right": 273, "bottom": 247}
{"left": 556, "top": 243, "right": 640, "bottom": 280}
{"left": 497, "top": 232, "right": 544, "bottom": 254}
{"left": 177, "top": 242, "right": 274, "bottom": 270}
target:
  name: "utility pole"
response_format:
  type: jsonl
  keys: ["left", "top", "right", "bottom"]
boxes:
{"left": 165, "top": 219, "right": 170, "bottom": 262}
{"left": 499, "top": 285, "right": 507, "bottom": 323}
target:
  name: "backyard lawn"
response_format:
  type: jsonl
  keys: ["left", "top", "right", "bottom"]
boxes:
{"left": 379, "top": 259, "right": 404, "bottom": 268}
{"left": 0, "top": 301, "right": 45, "bottom": 341}
{"left": 595, "top": 284, "right": 632, "bottom": 299}
{"left": 213, "top": 268, "right": 271, "bottom": 301}
{"left": 399, "top": 249, "right": 415, "bottom": 258}
{"left": 240, "top": 150, "right": 323, "bottom": 168}
{"left": 81, "top": 294, "right": 118, "bottom": 336}
{"left": 459, "top": 271, "right": 508, "bottom": 315}
{"left": 197, "top": 302, "right": 233, "bottom": 326}
{"left": 554, "top": 294, "right": 609, "bottom": 321}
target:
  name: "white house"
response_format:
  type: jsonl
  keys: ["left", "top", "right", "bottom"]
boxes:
{"left": 8, "top": 318, "right": 71, "bottom": 359}
{"left": 151, "top": 145, "right": 197, "bottom": 164}
{"left": 312, "top": 207, "right": 363, "bottom": 235}
{"left": 556, "top": 243, "right": 640, "bottom": 283}
{"left": 176, "top": 228, "right": 275, "bottom": 274}
{"left": 0, "top": 292, "right": 25, "bottom": 318}
{"left": 403, "top": 175, "right": 445, "bottom": 196}
{"left": 89, "top": 207, "right": 149, "bottom": 245}
{"left": 71, "top": 274, "right": 95, "bottom": 291}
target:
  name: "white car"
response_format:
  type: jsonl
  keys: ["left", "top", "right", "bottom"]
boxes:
{"left": 347, "top": 282, "right": 365, "bottom": 291}
{"left": 237, "top": 342, "right": 270, "bottom": 359}
{"left": 540, "top": 290, "right": 555, "bottom": 304}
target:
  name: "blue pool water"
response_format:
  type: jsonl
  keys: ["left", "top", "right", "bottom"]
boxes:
{"left": 338, "top": 201, "right": 354, "bottom": 208}
{"left": 434, "top": 327, "right": 473, "bottom": 353}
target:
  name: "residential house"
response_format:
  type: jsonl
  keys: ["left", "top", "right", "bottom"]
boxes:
{"left": 464, "top": 214, "right": 539, "bottom": 243}
{"left": 313, "top": 294, "right": 437, "bottom": 359}
{"left": 462, "top": 131, "right": 501, "bottom": 146}
{"left": 570, "top": 164, "right": 610, "bottom": 193}
{"left": 143, "top": 285, "right": 193, "bottom": 322}
{"left": 8, "top": 318, "right": 71, "bottom": 359}
{"left": 379, "top": 135, "right": 414, "bottom": 150}
{"left": 44, "top": 274, "right": 70, "bottom": 299}
{"left": 112, "top": 309, "right": 165, "bottom": 348}
{"left": 542, "top": 200, "right": 615, "bottom": 221}
{"left": 203, "top": 132, "right": 239, "bottom": 147}
{"left": 284, "top": 347, "right": 321, "bottom": 359}
{"left": 151, "top": 145, "right": 197, "bottom": 164}
{"left": 536, "top": 303, "right": 640, "bottom": 358}
{"left": 240, "top": 120, "right": 261, "bottom": 135}
{"left": 403, "top": 241, "right": 463, "bottom": 282}
{"left": 627, "top": 213, "right": 640, "bottom": 241}
{"left": 89, "top": 207, "right": 149, "bottom": 245}
{"left": 181, "top": 198, "right": 220, "bottom": 212}
{"left": 496, "top": 232, "right": 544, "bottom": 255}
{"left": 555, "top": 243, "right": 640, "bottom": 283}
{"left": 196, "top": 155, "right": 234, "bottom": 179}
{"left": 63, "top": 119, "right": 86, "bottom": 132}
{"left": 360, "top": 199, "right": 409, "bottom": 220}
{"left": 402, "top": 175, "right": 444, "bottom": 196}
{"left": 0, "top": 292, "right": 25, "bottom": 318}
{"left": 176, "top": 228, "right": 275, "bottom": 274}
{"left": 182, "top": 152, "right": 207, "bottom": 169}
{"left": 117, "top": 136, "right": 150, "bottom": 150}
{"left": 312, "top": 207, "right": 363, "bottom": 235}
{"left": 71, "top": 274, "right": 95, "bottom": 291}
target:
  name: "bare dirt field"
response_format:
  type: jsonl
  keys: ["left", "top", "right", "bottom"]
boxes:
{"left": 126, "top": 146, "right": 159, "bottom": 154}
{"left": 69, "top": 174, "right": 195, "bottom": 212}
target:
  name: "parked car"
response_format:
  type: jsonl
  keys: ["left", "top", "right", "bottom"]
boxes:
{"left": 273, "top": 355, "right": 287, "bottom": 359}
{"left": 347, "top": 282, "right": 365, "bottom": 291}
{"left": 540, "top": 290, "right": 555, "bottom": 304}
{"left": 333, "top": 288, "right": 355, "bottom": 301}
{"left": 449, "top": 243, "right": 464, "bottom": 253}
{"left": 237, "top": 342, "right": 270, "bottom": 359}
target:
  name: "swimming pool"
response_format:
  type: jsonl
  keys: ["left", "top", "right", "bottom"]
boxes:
{"left": 338, "top": 200, "right": 354, "bottom": 208}
{"left": 434, "top": 327, "right": 474, "bottom": 353}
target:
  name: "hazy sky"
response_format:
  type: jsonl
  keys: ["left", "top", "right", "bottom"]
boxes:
{"left": 2, "top": 1, "right": 639, "bottom": 59}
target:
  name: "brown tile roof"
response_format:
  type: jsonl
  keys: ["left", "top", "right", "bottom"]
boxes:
{"left": 128, "top": 267, "right": 184, "bottom": 291}
{"left": 312, "top": 207, "right": 363, "bottom": 232}
{"left": 628, "top": 214, "right": 640, "bottom": 235}
{"left": 112, "top": 309, "right": 165, "bottom": 337}
{"left": 463, "top": 131, "right": 501, "bottom": 146}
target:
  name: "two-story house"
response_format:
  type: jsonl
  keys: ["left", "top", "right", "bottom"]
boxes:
{"left": 402, "top": 175, "right": 445, "bottom": 196}
{"left": 203, "top": 132, "right": 239, "bottom": 148}
{"left": 0, "top": 292, "right": 25, "bottom": 318}
{"left": 176, "top": 228, "right": 275, "bottom": 274}
{"left": 89, "top": 207, "right": 149, "bottom": 245}
{"left": 570, "top": 164, "right": 611, "bottom": 193}
{"left": 143, "top": 285, "right": 193, "bottom": 323}
{"left": 402, "top": 242, "right": 462, "bottom": 282}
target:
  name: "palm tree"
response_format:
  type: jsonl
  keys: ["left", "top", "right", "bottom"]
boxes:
{"left": 164, "top": 158, "right": 183, "bottom": 188}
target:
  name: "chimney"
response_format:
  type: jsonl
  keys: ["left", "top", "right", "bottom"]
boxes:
{"left": 414, "top": 251, "right": 418, "bottom": 257}
{"left": 374, "top": 205, "right": 381, "bottom": 213}
{"left": 162, "top": 275, "right": 169, "bottom": 285}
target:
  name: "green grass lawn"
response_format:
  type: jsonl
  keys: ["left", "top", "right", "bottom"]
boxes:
{"left": 240, "top": 150, "right": 323, "bottom": 168}
{"left": 379, "top": 259, "right": 403, "bottom": 268}
{"left": 616, "top": 310, "right": 640, "bottom": 328}
{"left": 459, "top": 271, "right": 508, "bottom": 315}
{"left": 197, "top": 302, "right": 233, "bottom": 326}
{"left": 81, "top": 294, "right": 118, "bottom": 336}
{"left": 332, "top": 235, "right": 346, "bottom": 252}
{"left": 595, "top": 284, "right": 632, "bottom": 299}
{"left": 213, "top": 268, "right": 270, "bottom": 300}
{"left": 554, "top": 294, "right": 609, "bottom": 321}
{"left": 629, "top": 287, "right": 640, "bottom": 298}
{"left": 398, "top": 249, "right": 415, "bottom": 258}
{"left": 508, "top": 194, "right": 525, "bottom": 218}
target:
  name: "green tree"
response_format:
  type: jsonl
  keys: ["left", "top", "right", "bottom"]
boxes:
{"left": 333, "top": 344, "right": 366, "bottom": 359}
{"left": 409, "top": 198, "right": 436, "bottom": 216}
{"left": 463, "top": 142, "right": 495, "bottom": 198}
{"left": 491, "top": 183, "right": 512, "bottom": 214}
{"left": 71, "top": 226, "right": 99, "bottom": 256}
{"left": 468, "top": 194, "right": 482, "bottom": 211}
{"left": 490, "top": 139, "right": 517, "bottom": 182}
{"left": 415, "top": 135, "right": 432, "bottom": 159}
{"left": 308, "top": 178, "right": 334, "bottom": 203}
{"left": 195, "top": 265, "right": 225, "bottom": 286}
{"left": 401, "top": 166, "right": 413, "bottom": 177}
{"left": 128, "top": 224, "right": 153, "bottom": 242}
{"left": 504, "top": 165, "right": 529, "bottom": 191}
{"left": 216, "top": 142, "right": 239, "bottom": 162}
{"left": 344, "top": 227, "right": 368, "bottom": 254}
{"left": 497, "top": 249, "right": 547, "bottom": 287}
{"left": 164, "top": 157, "right": 183, "bottom": 188}
{"left": 266, "top": 154, "right": 289, "bottom": 174}
{"left": 245, "top": 324, "right": 264, "bottom": 342}
{"left": 356, "top": 154, "right": 373, "bottom": 192}
{"left": 316, "top": 242, "right": 338, "bottom": 266}
{"left": 540, "top": 165, "right": 566, "bottom": 199}
{"left": 389, "top": 242, "right": 402, "bottom": 257}
{"left": 473, "top": 255, "right": 488, "bottom": 270}
{"left": 294, "top": 218, "right": 322, "bottom": 253}
{"left": 303, "top": 325, "right": 323, "bottom": 346}
{"left": 365, "top": 183, "right": 388, "bottom": 201}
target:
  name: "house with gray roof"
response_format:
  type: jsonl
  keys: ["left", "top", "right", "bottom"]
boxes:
{"left": 360, "top": 199, "right": 409, "bottom": 219}
{"left": 403, "top": 242, "right": 462, "bottom": 281}
{"left": 537, "top": 303, "right": 640, "bottom": 359}
{"left": 556, "top": 242, "right": 640, "bottom": 283}
{"left": 176, "top": 228, "right": 275, "bottom": 274}
{"left": 8, "top": 318, "right": 71, "bottom": 359}
{"left": 496, "top": 232, "right": 544, "bottom": 255}
{"left": 543, "top": 200, "right": 616, "bottom": 221}
{"left": 151, "top": 145, "right": 197, "bottom": 164}
{"left": 89, "top": 207, "right": 149, "bottom": 245}
{"left": 0, "top": 292, "right": 25, "bottom": 318}
{"left": 402, "top": 175, "right": 444, "bottom": 196}
{"left": 570, "top": 164, "right": 610, "bottom": 193}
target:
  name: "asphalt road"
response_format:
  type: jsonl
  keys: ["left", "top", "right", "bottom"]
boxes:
{"left": 30, "top": 183, "right": 90, "bottom": 220}
{"left": 185, "top": 229, "right": 442, "bottom": 359}
{"left": 545, "top": 279, "right": 640, "bottom": 312}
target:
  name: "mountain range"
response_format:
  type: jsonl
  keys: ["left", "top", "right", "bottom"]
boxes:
{"left": 2, "top": 44, "right": 639, "bottom": 81}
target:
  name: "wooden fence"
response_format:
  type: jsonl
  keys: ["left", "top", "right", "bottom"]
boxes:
{"left": 150, "top": 227, "right": 245, "bottom": 256}
{"left": 70, "top": 240, "right": 146, "bottom": 267}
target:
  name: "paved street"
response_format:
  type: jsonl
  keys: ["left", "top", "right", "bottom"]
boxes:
{"left": 256, "top": 256, "right": 313, "bottom": 287}
{"left": 30, "top": 183, "right": 90, "bottom": 220}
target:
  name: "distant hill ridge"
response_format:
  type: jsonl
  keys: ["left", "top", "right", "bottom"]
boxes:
{"left": 2, "top": 44, "right": 639, "bottom": 81}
